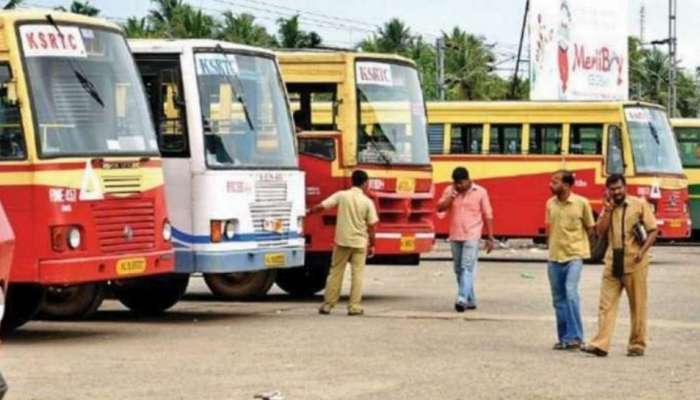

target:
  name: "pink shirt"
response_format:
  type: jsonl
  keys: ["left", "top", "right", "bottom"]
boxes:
{"left": 440, "top": 184, "right": 494, "bottom": 241}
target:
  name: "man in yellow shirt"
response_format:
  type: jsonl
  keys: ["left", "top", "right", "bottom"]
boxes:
{"left": 546, "top": 170, "right": 595, "bottom": 351}
{"left": 582, "top": 174, "right": 657, "bottom": 357}
{"left": 308, "top": 170, "right": 379, "bottom": 316}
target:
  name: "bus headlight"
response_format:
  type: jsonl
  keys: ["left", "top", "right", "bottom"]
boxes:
{"left": 297, "top": 216, "right": 304, "bottom": 234}
{"left": 67, "top": 227, "right": 81, "bottom": 249}
{"left": 162, "top": 220, "right": 172, "bottom": 241}
{"left": 224, "top": 220, "right": 238, "bottom": 240}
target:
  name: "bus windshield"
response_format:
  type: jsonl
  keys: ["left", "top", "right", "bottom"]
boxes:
{"left": 356, "top": 61, "right": 429, "bottom": 165}
{"left": 195, "top": 51, "right": 296, "bottom": 169}
{"left": 674, "top": 127, "right": 700, "bottom": 168}
{"left": 625, "top": 107, "right": 683, "bottom": 174}
{"left": 20, "top": 24, "right": 158, "bottom": 157}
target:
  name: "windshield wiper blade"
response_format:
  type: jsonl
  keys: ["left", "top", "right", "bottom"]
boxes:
{"left": 45, "top": 14, "right": 105, "bottom": 108}
{"left": 364, "top": 131, "right": 392, "bottom": 165}
{"left": 214, "top": 44, "right": 254, "bottom": 131}
{"left": 648, "top": 122, "right": 660, "bottom": 145}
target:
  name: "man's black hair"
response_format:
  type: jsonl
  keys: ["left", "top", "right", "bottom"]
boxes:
{"left": 452, "top": 167, "right": 470, "bottom": 182}
{"left": 555, "top": 169, "right": 575, "bottom": 186}
{"left": 605, "top": 173, "right": 626, "bottom": 187}
{"left": 352, "top": 170, "right": 369, "bottom": 187}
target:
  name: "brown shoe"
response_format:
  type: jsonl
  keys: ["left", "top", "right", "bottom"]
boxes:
{"left": 627, "top": 348, "right": 645, "bottom": 357}
{"left": 318, "top": 304, "right": 332, "bottom": 315}
{"left": 348, "top": 308, "right": 364, "bottom": 316}
{"left": 581, "top": 345, "right": 608, "bottom": 357}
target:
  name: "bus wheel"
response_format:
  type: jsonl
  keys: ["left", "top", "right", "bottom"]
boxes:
{"left": 1, "top": 284, "right": 45, "bottom": 335}
{"left": 113, "top": 274, "right": 189, "bottom": 316}
{"left": 203, "top": 270, "right": 276, "bottom": 300}
{"left": 38, "top": 284, "right": 105, "bottom": 320}
{"left": 275, "top": 254, "right": 330, "bottom": 297}
{"left": 588, "top": 233, "right": 608, "bottom": 264}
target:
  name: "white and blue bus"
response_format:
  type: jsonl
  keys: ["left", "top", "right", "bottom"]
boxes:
{"left": 129, "top": 39, "right": 305, "bottom": 298}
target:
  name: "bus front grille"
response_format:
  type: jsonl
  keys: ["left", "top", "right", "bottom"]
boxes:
{"left": 255, "top": 180, "right": 288, "bottom": 203}
{"left": 102, "top": 175, "right": 142, "bottom": 196}
{"left": 92, "top": 199, "right": 156, "bottom": 254}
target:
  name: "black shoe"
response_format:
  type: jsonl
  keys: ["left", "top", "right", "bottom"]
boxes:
{"left": 581, "top": 345, "right": 608, "bottom": 357}
{"left": 454, "top": 302, "right": 466, "bottom": 312}
{"left": 466, "top": 304, "right": 477, "bottom": 310}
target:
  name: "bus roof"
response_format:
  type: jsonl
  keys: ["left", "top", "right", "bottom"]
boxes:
{"left": 670, "top": 118, "right": 700, "bottom": 128}
{"left": 426, "top": 100, "right": 664, "bottom": 112}
{"left": 128, "top": 38, "right": 276, "bottom": 57}
{"left": 276, "top": 50, "right": 416, "bottom": 67}
{"left": 0, "top": 9, "right": 121, "bottom": 32}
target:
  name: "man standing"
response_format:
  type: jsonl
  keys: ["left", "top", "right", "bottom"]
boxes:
{"left": 582, "top": 174, "right": 657, "bottom": 357}
{"left": 437, "top": 167, "right": 495, "bottom": 312}
{"left": 309, "top": 170, "right": 378, "bottom": 316}
{"left": 545, "top": 170, "right": 595, "bottom": 350}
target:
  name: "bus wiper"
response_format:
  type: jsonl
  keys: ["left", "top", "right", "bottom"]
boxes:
{"left": 214, "top": 44, "right": 254, "bottom": 131}
{"left": 45, "top": 14, "right": 104, "bottom": 108}
{"left": 364, "top": 131, "right": 392, "bottom": 165}
{"left": 648, "top": 122, "right": 660, "bottom": 145}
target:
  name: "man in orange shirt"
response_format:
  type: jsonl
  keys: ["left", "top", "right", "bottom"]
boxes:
{"left": 437, "top": 167, "right": 495, "bottom": 312}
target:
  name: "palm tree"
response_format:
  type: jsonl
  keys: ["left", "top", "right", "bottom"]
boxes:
{"left": 276, "top": 15, "right": 321, "bottom": 48}
{"left": 218, "top": 12, "right": 275, "bottom": 47}
{"left": 148, "top": 0, "right": 184, "bottom": 35}
{"left": 375, "top": 19, "right": 414, "bottom": 54}
{"left": 123, "top": 17, "right": 155, "bottom": 38}
{"left": 170, "top": 7, "right": 217, "bottom": 39}
{"left": 68, "top": 1, "right": 99, "bottom": 16}
{"left": 442, "top": 27, "right": 499, "bottom": 100}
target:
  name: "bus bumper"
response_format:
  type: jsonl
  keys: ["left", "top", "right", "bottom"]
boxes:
{"left": 174, "top": 246, "right": 305, "bottom": 273}
{"left": 374, "top": 232, "right": 435, "bottom": 254}
{"left": 38, "top": 249, "right": 175, "bottom": 285}
{"left": 655, "top": 217, "right": 692, "bottom": 239}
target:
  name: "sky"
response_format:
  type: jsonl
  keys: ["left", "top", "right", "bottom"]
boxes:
{"left": 20, "top": 0, "right": 700, "bottom": 74}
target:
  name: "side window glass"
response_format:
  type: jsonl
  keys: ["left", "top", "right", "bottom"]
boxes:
{"left": 136, "top": 56, "right": 189, "bottom": 158}
{"left": 428, "top": 124, "right": 444, "bottom": 155}
{"left": 450, "top": 124, "right": 482, "bottom": 154}
{"left": 0, "top": 64, "right": 24, "bottom": 160}
{"left": 490, "top": 124, "right": 521, "bottom": 154}
{"left": 607, "top": 125, "right": 624, "bottom": 174}
{"left": 529, "top": 124, "right": 562, "bottom": 155}
{"left": 570, "top": 124, "right": 603, "bottom": 155}
{"left": 287, "top": 83, "right": 338, "bottom": 132}
{"left": 298, "top": 137, "right": 335, "bottom": 160}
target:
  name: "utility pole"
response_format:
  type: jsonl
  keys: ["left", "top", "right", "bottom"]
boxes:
{"left": 511, "top": 0, "right": 530, "bottom": 99}
{"left": 436, "top": 37, "right": 446, "bottom": 100}
{"left": 639, "top": 3, "right": 646, "bottom": 43}
{"left": 668, "top": 0, "right": 677, "bottom": 117}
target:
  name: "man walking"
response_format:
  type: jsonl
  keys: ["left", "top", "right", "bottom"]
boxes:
{"left": 308, "top": 170, "right": 378, "bottom": 316}
{"left": 545, "top": 170, "right": 595, "bottom": 350}
{"left": 437, "top": 167, "right": 494, "bottom": 312}
{"left": 582, "top": 174, "right": 657, "bottom": 357}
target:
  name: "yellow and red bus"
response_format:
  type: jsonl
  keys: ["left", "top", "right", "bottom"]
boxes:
{"left": 670, "top": 118, "right": 700, "bottom": 238}
{"left": 276, "top": 50, "right": 435, "bottom": 295}
{"left": 427, "top": 101, "right": 690, "bottom": 259}
{"left": 0, "top": 11, "right": 175, "bottom": 330}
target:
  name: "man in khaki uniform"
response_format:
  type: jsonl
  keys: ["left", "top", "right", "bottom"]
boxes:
{"left": 308, "top": 170, "right": 378, "bottom": 316}
{"left": 582, "top": 174, "right": 657, "bottom": 357}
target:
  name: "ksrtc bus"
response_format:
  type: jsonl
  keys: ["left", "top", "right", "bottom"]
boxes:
{"left": 670, "top": 118, "right": 700, "bottom": 238}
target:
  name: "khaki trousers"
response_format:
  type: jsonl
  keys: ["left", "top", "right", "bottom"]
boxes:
{"left": 589, "top": 263, "right": 649, "bottom": 352}
{"left": 323, "top": 245, "right": 367, "bottom": 311}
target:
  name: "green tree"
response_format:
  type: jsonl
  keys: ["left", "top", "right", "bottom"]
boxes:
{"left": 276, "top": 15, "right": 321, "bottom": 48}
{"left": 442, "top": 27, "right": 500, "bottom": 100}
{"left": 169, "top": 7, "right": 217, "bottom": 39}
{"left": 2, "top": 0, "right": 22, "bottom": 9}
{"left": 219, "top": 12, "right": 275, "bottom": 47}
{"left": 63, "top": 1, "right": 100, "bottom": 16}
{"left": 123, "top": 17, "right": 157, "bottom": 38}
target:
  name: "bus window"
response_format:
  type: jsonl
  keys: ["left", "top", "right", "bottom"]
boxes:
{"left": 287, "top": 83, "right": 337, "bottom": 131}
{"left": 529, "top": 124, "right": 562, "bottom": 155}
{"left": 136, "top": 56, "right": 189, "bottom": 157}
{"left": 675, "top": 127, "right": 700, "bottom": 167}
{"left": 607, "top": 125, "right": 624, "bottom": 175}
{"left": 299, "top": 137, "right": 335, "bottom": 160}
{"left": 570, "top": 124, "right": 603, "bottom": 155}
{"left": 428, "top": 124, "right": 444, "bottom": 155}
{"left": 450, "top": 124, "right": 482, "bottom": 154}
{"left": 0, "top": 64, "right": 24, "bottom": 160}
{"left": 490, "top": 124, "right": 521, "bottom": 154}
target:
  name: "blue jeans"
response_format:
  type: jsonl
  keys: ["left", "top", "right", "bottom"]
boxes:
{"left": 547, "top": 259, "right": 584, "bottom": 344}
{"left": 450, "top": 240, "right": 479, "bottom": 306}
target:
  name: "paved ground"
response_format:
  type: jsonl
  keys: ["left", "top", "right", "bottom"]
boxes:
{"left": 2, "top": 243, "right": 700, "bottom": 400}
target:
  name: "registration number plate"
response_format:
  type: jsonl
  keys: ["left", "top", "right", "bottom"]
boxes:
{"left": 400, "top": 236, "right": 416, "bottom": 252}
{"left": 263, "top": 217, "right": 284, "bottom": 233}
{"left": 116, "top": 257, "right": 147, "bottom": 276}
{"left": 396, "top": 178, "right": 415, "bottom": 194}
{"left": 265, "top": 252, "right": 286, "bottom": 268}
{"left": 669, "top": 219, "right": 682, "bottom": 228}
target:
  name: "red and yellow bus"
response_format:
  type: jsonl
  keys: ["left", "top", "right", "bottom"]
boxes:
{"left": 276, "top": 51, "right": 435, "bottom": 295}
{"left": 670, "top": 118, "right": 700, "bottom": 238}
{"left": 0, "top": 11, "right": 175, "bottom": 330}
{"left": 427, "top": 101, "right": 690, "bottom": 259}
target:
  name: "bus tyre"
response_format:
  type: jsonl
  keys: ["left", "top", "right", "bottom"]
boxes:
{"left": 1, "top": 284, "right": 45, "bottom": 335}
{"left": 38, "top": 284, "right": 105, "bottom": 320}
{"left": 275, "top": 254, "right": 330, "bottom": 297}
{"left": 203, "top": 270, "right": 276, "bottom": 300}
{"left": 588, "top": 233, "right": 608, "bottom": 264}
{"left": 113, "top": 274, "right": 189, "bottom": 316}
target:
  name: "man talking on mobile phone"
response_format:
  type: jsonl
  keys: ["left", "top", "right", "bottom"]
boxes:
{"left": 582, "top": 174, "right": 657, "bottom": 357}
{"left": 437, "top": 167, "right": 495, "bottom": 312}
{"left": 308, "top": 170, "right": 378, "bottom": 316}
